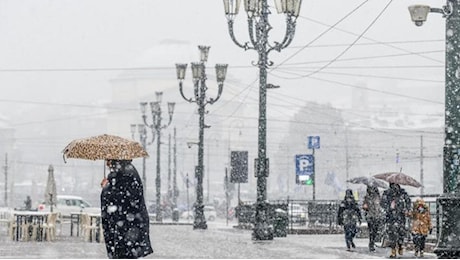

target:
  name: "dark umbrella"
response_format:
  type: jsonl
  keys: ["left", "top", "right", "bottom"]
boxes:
{"left": 45, "top": 165, "right": 57, "bottom": 212}
{"left": 372, "top": 171, "right": 401, "bottom": 180}
{"left": 373, "top": 172, "right": 422, "bottom": 188}
{"left": 347, "top": 176, "right": 388, "bottom": 189}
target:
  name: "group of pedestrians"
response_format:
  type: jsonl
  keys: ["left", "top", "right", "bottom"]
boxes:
{"left": 337, "top": 183, "right": 432, "bottom": 258}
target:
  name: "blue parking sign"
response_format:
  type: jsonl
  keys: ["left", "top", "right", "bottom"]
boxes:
{"left": 308, "top": 136, "right": 320, "bottom": 149}
{"left": 295, "top": 154, "right": 314, "bottom": 176}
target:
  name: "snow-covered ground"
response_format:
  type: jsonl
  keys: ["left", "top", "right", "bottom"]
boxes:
{"left": 0, "top": 219, "right": 436, "bottom": 258}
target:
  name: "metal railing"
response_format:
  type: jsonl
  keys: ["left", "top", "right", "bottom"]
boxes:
{"left": 235, "top": 195, "right": 441, "bottom": 238}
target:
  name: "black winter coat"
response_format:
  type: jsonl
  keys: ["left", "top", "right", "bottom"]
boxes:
{"left": 337, "top": 198, "right": 361, "bottom": 226}
{"left": 101, "top": 160, "right": 153, "bottom": 259}
{"left": 381, "top": 187, "right": 411, "bottom": 225}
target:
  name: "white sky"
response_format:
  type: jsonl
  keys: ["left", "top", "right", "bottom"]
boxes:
{"left": 0, "top": 0, "right": 449, "bottom": 202}
{"left": 0, "top": 0, "right": 446, "bottom": 108}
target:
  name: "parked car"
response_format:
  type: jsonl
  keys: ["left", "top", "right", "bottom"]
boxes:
{"left": 288, "top": 203, "right": 308, "bottom": 224}
{"left": 204, "top": 206, "right": 217, "bottom": 221}
{"left": 181, "top": 205, "right": 217, "bottom": 221}
{"left": 37, "top": 195, "right": 100, "bottom": 218}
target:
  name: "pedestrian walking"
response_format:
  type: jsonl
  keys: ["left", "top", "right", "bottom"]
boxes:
{"left": 362, "top": 185, "right": 382, "bottom": 252}
{"left": 24, "top": 195, "right": 32, "bottom": 210}
{"left": 410, "top": 198, "right": 432, "bottom": 258}
{"left": 100, "top": 159, "right": 153, "bottom": 259}
{"left": 381, "top": 183, "right": 411, "bottom": 258}
{"left": 337, "top": 189, "right": 362, "bottom": 251}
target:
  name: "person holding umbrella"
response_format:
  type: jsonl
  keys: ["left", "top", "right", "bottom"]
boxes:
{"left": 63, "top": 134, "right": 151, "bottom": 258}
{"left": 101, "top": 159, "right": 153, "bottom": 259}
{"left": 381, "top": 182, "right": 411, "bottom": 258}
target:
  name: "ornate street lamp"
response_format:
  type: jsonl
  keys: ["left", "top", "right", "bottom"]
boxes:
{"left": 408, "top": 1, "right": 460, "bottom": 258}
{"left": 140, "top": 92, "right": 175, "bottom": 222}
{"left": 130, "top": 123, "right": 153, "bottom": 194}
{"left": 222, "top": 0, "right": 302, "bottom": 240}
{"left": 176, "top": 45, "right": 228, "bottom": 229}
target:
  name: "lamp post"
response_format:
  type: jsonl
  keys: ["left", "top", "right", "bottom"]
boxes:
{"left": 222, "top": 0, "right": 302, "bottom": 240}
{"left": 130, "top": 123, "right": 153, "bottom": 194}
{"left": 408, "top": 2, "right": 460, "bottom": 258}
{"left": 140, "top": 92, "right": 175, "bottom": 222}
{"left": 176, "top": 45, "right": 228, "bottom": 229}
{"left": 172, "top": 127, "right": 179, "bottom": 221}
{"left": 167, "top": 128, "right": 180, "bottom": 222}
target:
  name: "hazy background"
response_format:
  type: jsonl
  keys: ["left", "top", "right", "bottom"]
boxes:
{"left": 0, "top": 0, "right": 446, "bottom": 208}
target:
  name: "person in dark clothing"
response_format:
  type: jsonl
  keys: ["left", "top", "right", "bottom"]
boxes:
{"left": 381, "top": 183, "right": 411, "bottom": 258}
{"left": 337, "top": 189, "right": 362, "bottom": 251}
{"left": 362, "top": 185, "right": 382, "bottom": 252}
{"left": 24, "top": 195, "right": 32, "bottom": 210}
{"left": 101, "top": 159, "right": 153, "bottom": 259}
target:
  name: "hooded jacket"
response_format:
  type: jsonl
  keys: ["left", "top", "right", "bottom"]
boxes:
{"left": 101, "top": 160, "right": 153, "bottom": 259}
{"left": 410, "top": 198, "right": 432, "bottom": 235}
{"left": 362, "top": 186, "right": 382, "bottom": 221}
{"left": 337, "top": 189, "right": 362, "bottom": 226}
{"left": 381, "top": 183, "right": 411, "bottom": 224}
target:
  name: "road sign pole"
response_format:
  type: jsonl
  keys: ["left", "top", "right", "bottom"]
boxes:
{"left": 312, "top": 148, "right": 315, "bottom": 201}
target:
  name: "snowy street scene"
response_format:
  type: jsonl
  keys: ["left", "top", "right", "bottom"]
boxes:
{"left": 0, "top": 220, "right": 437, "bottom": 258}
{"left": 0, "top": 0, "right": 459, "bottom": 258}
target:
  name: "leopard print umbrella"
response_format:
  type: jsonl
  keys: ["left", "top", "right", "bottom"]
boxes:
{"left": 62, "top": 134, "right": 149, "bottom": 161}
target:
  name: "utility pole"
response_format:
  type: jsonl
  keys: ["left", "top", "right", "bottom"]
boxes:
{"left": 168, "top": 133, "right": 172, "bottom": 217}
{"left": 345, "top": 127, "right": 350, "bottom": 189}
{"left": 408, "top": 2, "right": 460, "bottom": 257}
{"left": 186, "top": 173, "right": 190, "bottom": 219}
{"left": 312, "top": 148, "right": 316, "bottom": 201}
{"left": 3, "top": 153, "right": 7, "bottom": 207}
{"left": 420, "top": 135, "right": 424, "bottom": 196}
{"left": 207, "top": 141, "right": 210, "bottom": 203}
{"left": 172, "top": 127, "right": 178, "bottom": 221}
{"left": 225, "top": 168, "right": 229, "bottom": 227}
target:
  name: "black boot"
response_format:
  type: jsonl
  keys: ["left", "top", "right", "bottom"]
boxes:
{"left": 346, "top": 240, "right": 351, "bottom": 251}
{"left": 369, "top": 242, "right": 375, "bottom": 252}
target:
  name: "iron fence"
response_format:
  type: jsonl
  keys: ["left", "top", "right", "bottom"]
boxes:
{"left": 235, "top": 194, "right": 441, "bottom": 238}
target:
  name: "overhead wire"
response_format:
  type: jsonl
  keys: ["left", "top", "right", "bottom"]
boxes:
{"left": 284, "top": 0, "right": 396, "bottom": 79}
{"left": 281, "top": 50, "right": 444, "bottom": 67}
{"left": 269, "top": 0, "right": 372, "bottom": 72}
{"left": 297, "top": 16, "right": 443, "bottom": 64}
{"left": 272, "top": 67, "right": 443, "bottom": 83}
{"left": 209, "top": 0, "right": 374, "bottom": 125}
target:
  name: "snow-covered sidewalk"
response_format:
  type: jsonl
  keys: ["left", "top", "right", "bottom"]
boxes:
{"left": 0, "top": 220, "right": 436, "bottom": 258}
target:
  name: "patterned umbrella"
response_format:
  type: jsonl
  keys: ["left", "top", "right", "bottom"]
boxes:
{"left": 62, "top": 134, "right": 149, "bottom": 161}
{"left": 373, "top": 172, "right": 422, "bottom": 188}
{"left": 346, "top": 176, "right": 388, "bottom": 189}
